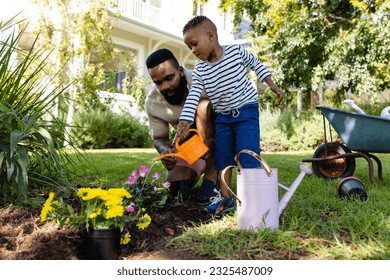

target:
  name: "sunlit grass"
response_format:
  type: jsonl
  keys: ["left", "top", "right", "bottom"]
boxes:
{"left": 66, "top": 149, "right": 390, "bottom": 259}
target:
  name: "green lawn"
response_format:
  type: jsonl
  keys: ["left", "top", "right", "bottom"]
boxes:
{"left": 68, "top": 149, "right": 390, "bottom": 259}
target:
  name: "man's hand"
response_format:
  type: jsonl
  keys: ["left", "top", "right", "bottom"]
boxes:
{"left": 160, "top": 149, "right": 177, "bottom": 171}
{"left": 173, "top": 120, "right": 191, "bottom": 144}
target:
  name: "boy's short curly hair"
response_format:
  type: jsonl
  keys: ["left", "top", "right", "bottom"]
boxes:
{"left": 183, "top": 15, "right": 214, "bottom": 35}
{"left": 146, "top": 48, "right": 179, "bottom": 69}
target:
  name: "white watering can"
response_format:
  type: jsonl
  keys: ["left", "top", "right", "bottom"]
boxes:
{"left": 380, "top": 106, "right": 390, "bottom": 119}
{"left": 342, "top": 99, "right": 366, "bottom": 114}
{"left": 222, "top": 150, "right": 312, "bottom": 231}
{"left": 342, "top": 99, "right": 390, "bottom": 120}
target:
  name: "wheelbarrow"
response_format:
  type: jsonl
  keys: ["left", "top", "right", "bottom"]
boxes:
{"left": 302, "top": 105, "right": 390, "bottom": 184}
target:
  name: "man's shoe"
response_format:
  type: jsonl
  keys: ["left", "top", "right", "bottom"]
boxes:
{"left": 179, "top": 180, "right": 190, "bottom": 201}
{"left": 204, "top": 189, "right": 234, "bottom": 214}
{"left": 169, "top": 180, "right": 190, "bottom": 201}
{"left": 197, "top": 179, "right": 219, "bottom": 204}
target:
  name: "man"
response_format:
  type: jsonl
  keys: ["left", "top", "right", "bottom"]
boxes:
{"left": 145, "top": 48, "right": 218, "bottom": 202}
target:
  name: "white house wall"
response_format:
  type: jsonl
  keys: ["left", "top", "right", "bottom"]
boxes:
{"left": 111, "top": 0, "right": 236, "bottom": 77}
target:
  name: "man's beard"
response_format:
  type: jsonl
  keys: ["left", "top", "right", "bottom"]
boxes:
{"left": 163, "top": 76, "right": 187, "bottom": 105}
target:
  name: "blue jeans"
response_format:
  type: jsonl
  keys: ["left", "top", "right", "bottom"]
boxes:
{"left": 214, "top": 103, "right": 261, "bottom": 170}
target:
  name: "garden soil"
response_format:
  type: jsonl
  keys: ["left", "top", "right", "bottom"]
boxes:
{"left": 0, "top": 201, "right": 213, "bottom": 260}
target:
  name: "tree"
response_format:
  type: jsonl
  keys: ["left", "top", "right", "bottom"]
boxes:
{"left": 220, "top": 0, "right": 390, "bottom": 109}
{"left": 318, "top": 1, "right": 390, "bottom": 95}
{"left": 31, "top": 0, "right": 143, "bottom": 140}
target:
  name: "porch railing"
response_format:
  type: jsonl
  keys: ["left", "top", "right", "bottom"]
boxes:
{"left": 116, "top": 0, "right": 161, "bottom": 27}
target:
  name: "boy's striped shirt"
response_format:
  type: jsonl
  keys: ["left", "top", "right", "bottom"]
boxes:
{"left": 179, "top": 44, "right": 270, "bottom": 123}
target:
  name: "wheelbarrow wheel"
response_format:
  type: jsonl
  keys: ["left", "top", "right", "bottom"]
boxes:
{"left": 312, "top": 143, "right": 356, "bottom": 179}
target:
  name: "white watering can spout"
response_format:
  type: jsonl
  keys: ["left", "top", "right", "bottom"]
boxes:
{"left": 342, "top": 99, "right": 366, "bottom": 114}
{"left": 278, "top": 164, "right": 313, "bottom": 216}
{"left": 380, "top": 106, "right": 390, "bottom": 119}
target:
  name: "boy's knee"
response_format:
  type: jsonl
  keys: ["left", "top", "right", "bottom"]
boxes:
{"left": 196, "top": 99, "right": 214, "bottom": 121}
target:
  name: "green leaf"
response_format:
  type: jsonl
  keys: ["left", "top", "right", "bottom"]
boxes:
{"left": 5, "top": 153, "right": 14, "bottom": 182}
{"left": 36, "top": 127, "right": 55, "bottom": 149}
{"left": 14, "top": 160, "right": 28, "bottom": 198}
{"left": 9, "top": 131, "right": 24, "bottom": 158}
{"left": 0, "top": 151, "right": 5, "bottom": 166}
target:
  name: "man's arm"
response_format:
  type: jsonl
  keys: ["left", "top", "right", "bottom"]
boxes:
{"left": 153, "top": 136, "right": 177, "bottom": 171}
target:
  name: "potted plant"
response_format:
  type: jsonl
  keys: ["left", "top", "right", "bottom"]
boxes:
{"left": 40, "top": 164, "right": 170, "bottom": 259}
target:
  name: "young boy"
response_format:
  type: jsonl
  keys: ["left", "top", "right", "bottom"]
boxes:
{"left": 176, "top": 16, "right": 283, "bottom": 214}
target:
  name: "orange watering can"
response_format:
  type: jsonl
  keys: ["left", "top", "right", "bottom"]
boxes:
{"left": 155, "top": 129, "right": 209, "bottom": 165}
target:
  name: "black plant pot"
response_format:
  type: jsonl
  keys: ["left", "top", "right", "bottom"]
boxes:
{"left": 84, "top": 228, "right": 121, "bottom": 260}
{"left": 337, "top": 176, "right": 368, "bottom": 201}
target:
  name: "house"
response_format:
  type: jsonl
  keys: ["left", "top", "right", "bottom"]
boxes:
{"left": 110, "top": 0, "right": 236, "bottom": 78}
{"left": 2, "top": 0, "right": 237, "bottom": 119}
{"left": 2, "top": 0, "right": 235, "bottom": 82}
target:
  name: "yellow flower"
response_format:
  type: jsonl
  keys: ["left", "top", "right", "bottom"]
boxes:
{"left": 40, "top": 192, "right": 55, "bottom": 222}
{"left": 76, "top": 188, "right": 91, "bottom": 199}
{"left": 120, "top": 232, "right": 131, "bottom": 245}
{"left": 136, "top": 213, "right": 151, "bottom": 230}
{"left": 105, "top": 195, "right": 123, "bottom": 207}
{"left": 105, "top": 205, "right": 125, "bottom": 219}
{"left": 108, "top": 188, "right": 132, "bottom": 199}
{"left": 87, "top": 208, "right": 102, "bottom": 219}
{"left": 77, "top": 187, "right": 106, "bottom": 201}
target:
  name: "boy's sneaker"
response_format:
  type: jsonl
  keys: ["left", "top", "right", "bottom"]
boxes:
{"left": 204, "top": 189, "right": 234, "bottom": 215}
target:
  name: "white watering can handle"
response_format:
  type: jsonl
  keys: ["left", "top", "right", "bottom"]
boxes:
{"left": 221, "top": 165, "right": 242, "bottom": 204}
{"left": 220, "top": 150, "right": 273, "bottom": 205}
{"left": 236, "top": 149, "right": 272, "bottom": 176}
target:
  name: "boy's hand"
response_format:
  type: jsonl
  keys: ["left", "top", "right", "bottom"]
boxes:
{"left": 174, "top": 120, "right": 191, "bottom": 144}
{"left": 264, "top": 76, "right": 284, "bottom": 104}
{"left": 271, "top": 85, "right": 284, "bottom": 104}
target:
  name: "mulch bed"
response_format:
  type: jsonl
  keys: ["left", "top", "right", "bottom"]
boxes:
{"left": 0, "top": 202, "right": 213, "bottom": 260}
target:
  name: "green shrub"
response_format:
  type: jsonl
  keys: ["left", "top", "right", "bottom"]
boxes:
{"left": 71, "top": 109, "right": 152, "bottom": 149}
{"left": 0, "top": 19, "right": 72, "bottom": 205}
{"left": 261, "top": 109, "right": 326, "bottom": 151}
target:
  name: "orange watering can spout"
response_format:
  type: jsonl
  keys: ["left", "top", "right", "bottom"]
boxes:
{"left": 155, "top": 152, "right": 188, "bottom": 162}
{"left": 154, "top": 129, "right": 209, "bottom": 165}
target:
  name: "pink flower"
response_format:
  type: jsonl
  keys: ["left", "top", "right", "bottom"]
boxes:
{"left": 127, "top": 175, "right": 136, "bottom": 185}
{"left": 151, "top": 172, "right": 161, "bottom": 180}
{"left": 139, "top": 165, "right": 149, "bottom": 177}
{"left": 162, "top": 181, "right": 171, "bottom": 189}
{"left": 126, "top": 202, "right": 136, "bottom": 213}
{"left": 132, "top": 170, "right": 139, "bottom": 180}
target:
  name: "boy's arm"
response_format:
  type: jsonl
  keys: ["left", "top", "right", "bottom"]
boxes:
{"left": 264, "top": 76, "right": 283, "bottom": 104}
{"left": 175, "top": 69, "right": 203, "bottom": 142}
{"left": 173, "top": 120, "right": 192, "bottom": 144}
{"left": 238, "top": 45, "right": 284, "bottom": 104}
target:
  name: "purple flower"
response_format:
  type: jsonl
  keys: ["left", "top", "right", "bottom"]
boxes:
{"left": 126, "top": 203, "right": 136, "bottom": 213}
{"left": 127, "top": 175, "right": 136, "bottom": 185}
{"left": 132, "top": 170, "right": 139, "bottom": 180}
{"left": 139, "top": 165, "right": 149, "bottom": 177}
{"left": 151, "top": 172, "right": 161, "bottom": 180}
{"left": 162, "top": 181, "right": 171, "bottom": 189}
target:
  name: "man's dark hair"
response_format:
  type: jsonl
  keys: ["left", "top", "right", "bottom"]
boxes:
{"left": 182, "top": 15, "right": 211, "bottom": 35}
{"left": 146, "top": 48, "right": 179, "bottom": 69}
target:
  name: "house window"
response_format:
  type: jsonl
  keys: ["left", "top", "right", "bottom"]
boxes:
{"left": 104, "top": 71, "right": 128, "bottom": 93}
{"left": 103, "top": 46, "right": 138, "bottom": 94}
